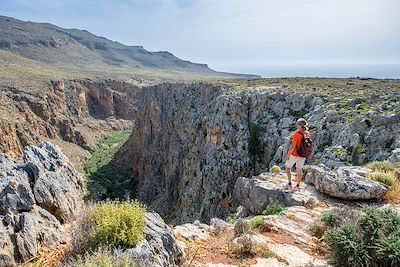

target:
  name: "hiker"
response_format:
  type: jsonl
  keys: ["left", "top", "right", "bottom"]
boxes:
{"left": 284, "top": 118, "right": 312, "bottom": 192}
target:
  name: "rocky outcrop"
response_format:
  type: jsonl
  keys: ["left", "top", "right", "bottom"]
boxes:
{"left": 121, "top": 83, "right": 399, "bottom": 223}
{"left": 0, "top": 79, "right": 138, "bottom": 156}
{"left": 233, "top": 173, "right": 321, "bottom": 214}
{"left": 304, "top": 166, "right": 388, "bottom": 199}
{"left": 127, "top": 212, "right": 186, "bottom": 267}
{"left": 0, "top": 142, "right": 84, "bottom": 265}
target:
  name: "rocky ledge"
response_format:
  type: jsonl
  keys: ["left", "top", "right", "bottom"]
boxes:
{"left": 305, "top": 166, "right": 388, "bottom": 199}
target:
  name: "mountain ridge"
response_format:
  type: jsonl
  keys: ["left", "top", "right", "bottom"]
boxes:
{"left": 0, "top": 15, "right": 258, "bottom": 78}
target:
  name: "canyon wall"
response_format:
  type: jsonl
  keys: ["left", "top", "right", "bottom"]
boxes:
{"left": 0, "top": 80, "right": 140, "bottom": 157}
{"left": 121, "top": 83, "right": 400, "bottom": 223}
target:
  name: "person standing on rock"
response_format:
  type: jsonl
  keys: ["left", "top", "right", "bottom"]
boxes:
{"left": 284, "top": 118, "right": 312, "bottom": 192}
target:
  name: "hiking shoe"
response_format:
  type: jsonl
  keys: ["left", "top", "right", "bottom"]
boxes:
{"left": 284, "top": 183, "right": 293, "bottom": 190}
{"left": 294, "top": 185, "right": 301, "bottom": 192}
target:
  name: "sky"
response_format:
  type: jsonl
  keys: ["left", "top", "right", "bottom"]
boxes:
{"left": 1, "top": 0, "right": 399, "bottom": 78}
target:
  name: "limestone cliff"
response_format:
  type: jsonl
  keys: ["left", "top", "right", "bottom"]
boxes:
{"left": 0, "top": 79, "right": 140, "bottom": 157}
{"left": 120, "top": 83, "right": 400, "bottom": 223}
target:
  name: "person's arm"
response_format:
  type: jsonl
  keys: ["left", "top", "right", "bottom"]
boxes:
{"left": 285, "top": 140, "right": 297, "bottom": 161}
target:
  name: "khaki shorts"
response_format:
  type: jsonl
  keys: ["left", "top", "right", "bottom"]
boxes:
{"left": 285, "top": 155, "right": 306, "bottom": 169}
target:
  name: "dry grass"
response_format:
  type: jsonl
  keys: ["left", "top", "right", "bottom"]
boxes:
{"left": 22, "top": 244, "right": 71, "bottom": 267}
{"left": 383, "top": 183, "right": 400, "bottom": 204}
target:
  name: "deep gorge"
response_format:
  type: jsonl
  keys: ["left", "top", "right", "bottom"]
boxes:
{"left": 2, "top": 80, "right": 399, "bottom": 224}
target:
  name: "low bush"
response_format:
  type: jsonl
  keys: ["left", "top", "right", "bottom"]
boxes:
{"left": 366, "top": 171, "right": 396, "bottom": 186}
{"left": 321, "top": 210, "right": 339, "bottom": 227}
{"left": 225, "top": 235, "right": 259, "bottom": 258}
{"left": 262, "top": 203, "right": 285, "bottom": 216}
{"left": 302, "top": 165, "right": 312, "bottom": 174}
{"left": 247, "top": 215, "right": 265, "bottom": 229}
{"left": 325, "top": 225, "right": 370, "bottom": 267}
{"left": 262, "top": 250, "right": 272, "bottom": 258}
{"left": 322, "top": 207, "right": 400, "bottom": 267}
{"left": 270, "top": 165, "right": 281, "bottom": 174}
{"left": 89, "top": 200, "right": 146, "bottom": 249}
{"left": 234, "top": 219, "right": 251, "bottom": 236}
{"left": 72, "top": 249, "right": 139, "bottom": 267}
{"left": 367, "top": 161, "right": 395, "bottom": 173}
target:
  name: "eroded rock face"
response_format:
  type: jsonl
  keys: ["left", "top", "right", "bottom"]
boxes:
{"left": 0, "top": 79, "right": 138, "bottom": 156}
{"left": 121, "top": 83, "right": 399, "bottom": 223}
{"left": 23, "top": 142, "right": 84, "bottom": 222}
{"left": 0, "top": 142, "right": 84, "bottom": 265}
{"left": 127, "top": 212, "right": 186, "bottom": 267}
{"left": 304, "top": 166, "right": 388, "bottom": 199}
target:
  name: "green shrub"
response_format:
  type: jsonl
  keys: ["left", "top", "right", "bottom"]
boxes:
{"left": 323, "top": 207, "right": 400, "bottom": 267}
{"left": 366, "top": 171, "right": 396, "bottom": 186}
{"left": 359, "top": 207, "right": 383, "bottom": 244}
{"left": 321, "top": 210, "right": 339, "bottom": 227}
{"left": 262, "top": 250, "right": 272, "bottom": 258}
{"left": 270, "top": 165, "right": 281, "bottom": 174}
{"left": 89, "top": 200, "right": 146, "bottom": 249}
{"left": 375, "top": 229, "right": 400, "bottom": 266}
{"left": 247, "top": 215, "right": 265, "bottom": 229}
{"left": 326, "top": 225, "right": 370, "bottom": 267}
{"left": 367, "top": 161, "right": 395, "bottom": 173}
{"left": 262, "top": 203, "right": 285, "bottom": 216}
{"left": 302, "top": 165, "right": 312, "bottom": 174}
{"left": 356, "top": 103, "right": 370, "bottom": 112}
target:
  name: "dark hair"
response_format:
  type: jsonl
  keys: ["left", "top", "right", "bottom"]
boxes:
{"left": 297, "top": 118, "right": 309, "bottom": 130}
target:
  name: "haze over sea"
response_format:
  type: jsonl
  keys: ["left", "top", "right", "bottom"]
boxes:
{"left": 225, "top": 64, "right": 400, "bottom": 79}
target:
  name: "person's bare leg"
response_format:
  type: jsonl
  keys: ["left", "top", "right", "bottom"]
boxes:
{"left": 296, "top": 168, "right": 303, "bottom": 186}
{"left": 286, "top": 167, "right": 292, "bottom": 185}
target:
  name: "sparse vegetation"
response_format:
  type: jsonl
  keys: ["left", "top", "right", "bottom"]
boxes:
{"left": 262, "top": 203, "right": 285, "bottom": 216}
{"left": 270, "top": 165, "right": 281, "bottom": 174}
{"left": 246, "top": 203, "right": 285, "bottom": 229}
{"left": 234, "top": 219, "right": 251, "bottom": 236}
{"left": 367, "top": 161, "right": 395, "bottom": 173}
{"left": 247, "top": 215, "right": 265, "bottom": 229}
{"left": 225, "top": 235, "right": 259, "bottom": 259}
{"left": 262, "top": 250, "right": 272, "bottom": 258}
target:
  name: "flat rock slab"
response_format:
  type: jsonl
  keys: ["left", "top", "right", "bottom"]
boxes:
{"left": 260, "top": 206, "right": 332, "bottom": 267}
{"left": 234, "top": 172, "right": 323, "bottom": 214}
{"left": 305, "top": 166, "right": 388, "bottom": 200}
{"left": 174, "top": 223, "right": 210, "bottom": 241}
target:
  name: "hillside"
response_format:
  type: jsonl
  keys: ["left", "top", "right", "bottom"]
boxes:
{"left": 0, "top": 15, "right": 257, "bottom": 87}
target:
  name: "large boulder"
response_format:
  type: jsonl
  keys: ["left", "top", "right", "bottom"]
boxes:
{"left": 233, "top": 172, "right": 321, "bottom": 214}
{"left": 23, "top": 142, "right": 84, "bottom": 222}
{"left": 0, "top": 142, "right": 84, "bottom": 265}
{"left": 305, "top": 166, "right": 388, "bottom": 200}
{"left": 127, "top": 212, "right": 186, "bottom": 267}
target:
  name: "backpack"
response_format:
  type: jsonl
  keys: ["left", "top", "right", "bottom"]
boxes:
{"left": 297, "top": 132, "right": 313, "bottom": 159}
